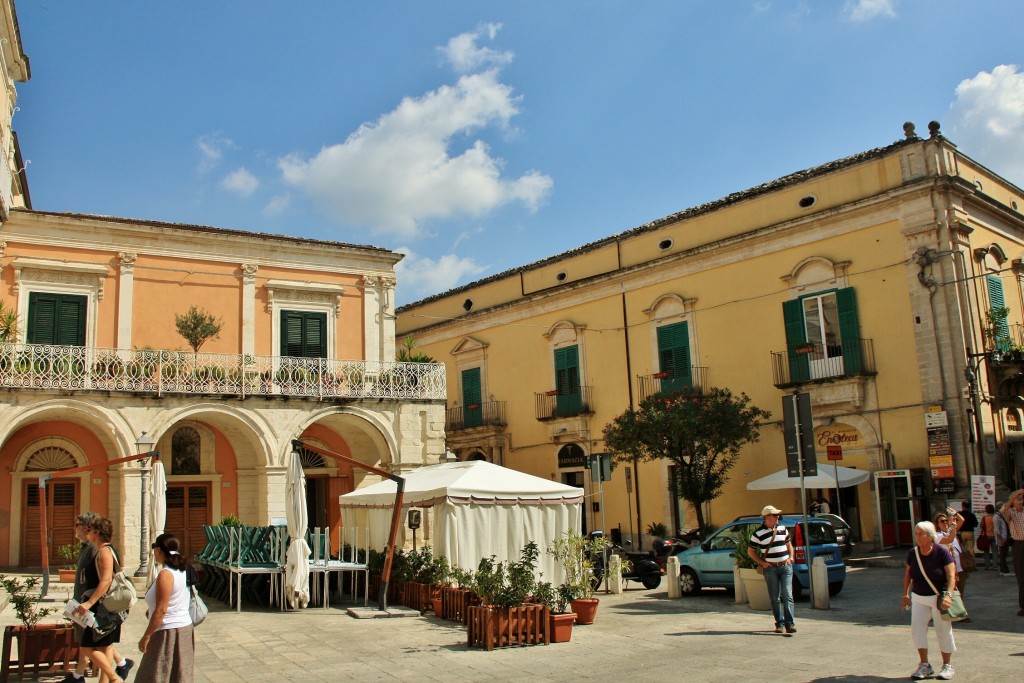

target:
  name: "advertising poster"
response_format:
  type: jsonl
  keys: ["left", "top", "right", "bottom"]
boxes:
{"left": 971, "top": 475, "right": 996, "bottom": 512}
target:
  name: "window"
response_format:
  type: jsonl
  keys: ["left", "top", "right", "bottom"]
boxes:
{"left": 554, "top": 345, "right": 582, "bottom": 416}
{"left": 656, "top": 321, "right": 691, "bottom": 391}
{"left": 280, "top": 310, "right": 327, "bottom": 358}
{"left": 27, "top": 292, "right": 87, "bottom": 346}
{"left": 783, "top": 288, "right": 861, "bottom": 381}
{"left": 171, "top": 427, "right": 201, "bottom": 475}
{"left": 987, "top": 275, "right": 1010, "bottom": 351}
{"left": 462, "top": 367, "right": 482, "bottom": 428}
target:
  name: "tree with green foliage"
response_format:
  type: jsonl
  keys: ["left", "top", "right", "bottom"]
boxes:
{"left": 602, "top": 386, "right": 770, "bottom": 531}
{"left": 396, "top": 335, "right": 436, "bottom": 363}
{"left": 175, "top": 306, "right": 223, "bottom": 353}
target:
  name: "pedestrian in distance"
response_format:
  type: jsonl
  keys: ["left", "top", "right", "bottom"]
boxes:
{"left": 977, "top": 504, "right": 996, "bottom": 569}
{"left": 1000, "top": 489, "right": 1024, "bottom": 616}
{"left": 935, "top": 511, "right": 969, "bottom": 605}
{"left": 748, "top": 505, "right": 796, "bottom": 635}
{"left": 994, "top": 503, "right": 1011, "bottom": 575}
{"left": 902, "top": 521, "right": 957, "bottom": 680}
{"left": 957, "top": 501, "right": 978, "bottom": 556}
{"left": 61, "top": 513, "right": 134, "bottom": 683}
{"left": 135, "top": 533, "right": 195, "bottom": 683}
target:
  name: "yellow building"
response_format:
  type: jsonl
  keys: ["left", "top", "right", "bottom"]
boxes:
{"left": 397, "top": 122, "right": 1024, "bottom": 551}
{"left": 0, "top": 0, "right": 446, "bottom": 570}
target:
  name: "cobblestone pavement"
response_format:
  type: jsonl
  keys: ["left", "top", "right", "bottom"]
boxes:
{"left": 3, "top": 563, "right": 1021, "bottom": 682}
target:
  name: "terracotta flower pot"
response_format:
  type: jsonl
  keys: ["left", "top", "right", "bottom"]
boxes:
{"left": 549, "top": 612, "right": 576, "bottom": 643}
{"left": 58, "top": 569, "right": 77, "bottom": 583}
{"left": 570, "top": 598, "right": 599, "bottom": 625}
{"left": 430, "top": 596, "right": 442, "bottom": 616}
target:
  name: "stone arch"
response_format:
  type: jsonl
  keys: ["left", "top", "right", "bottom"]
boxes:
{"left": 543, "top": 320, "right": 584, "bottom": 345}
{"left": 781, "top": 256, "right": 852, "bottom": 292}
{"left": 0, "top": 398, "right": 137, "bottom": 461}
{"left": 642, "top": 293, "right": 696, "bottom": 320}
{"left": 152, "top": 402, "right": 275, "bottom": 470}
{"left": 974, "top": 243, "right": 1008, "bottom": 271}
{"left": 283, "top": 405, "right": 397, "bottom": 470}
{"left": 14, "top": 436, "right": 87, "bottom": 472}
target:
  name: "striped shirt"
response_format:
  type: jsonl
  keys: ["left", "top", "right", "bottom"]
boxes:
{"left": 750, "top": 524, "right": 791, "bottom": 563}
{"left": 1002, "top": 504, "right": 1024, "bottom": 541}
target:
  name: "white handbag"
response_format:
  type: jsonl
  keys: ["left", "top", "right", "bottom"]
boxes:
{"left": 188, "top": 585, "right": 209, "bottom": 626}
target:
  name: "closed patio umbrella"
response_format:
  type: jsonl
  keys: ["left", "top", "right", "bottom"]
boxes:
{"left": 146, "top": 459, "right": 167, "bottom": 583}
{"left": 285, "top": 451, "right": 310, "bottom": 609}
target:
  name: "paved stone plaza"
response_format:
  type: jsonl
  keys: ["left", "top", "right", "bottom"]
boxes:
{"left": 3, "top": 561, "right": 1021, "bottom": 682}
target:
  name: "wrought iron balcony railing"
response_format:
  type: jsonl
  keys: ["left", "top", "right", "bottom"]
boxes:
{"left": 0, "top": 343, "right": 446, "bottom": 400}
{"left": 446, "top": 400, "right": 507, "bottom": 431}
{"left": 637, "top": 366, "right": 708, "bottom": 402}
{"left": 535, "top": 386, "right": 594, "bottom": 421}
{"left": 771, "top": 338, "right": 876, "bottom": 388}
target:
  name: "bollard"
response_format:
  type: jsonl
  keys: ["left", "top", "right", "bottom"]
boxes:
{"left": 734, "top": 566, "right": 747, "bottom": 604}
{"left": 811, "top": 555, "right": 829, "bottom": 610}
{"left": 609, "top": 554, "right": 623, "bottom": 594}
{"left": 666, "top": 556, "right": 681, "bottom": 598}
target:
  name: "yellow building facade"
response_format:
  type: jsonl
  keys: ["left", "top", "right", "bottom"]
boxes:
{"left": 397, "top": 124, "right": 1024, "bottom": 551}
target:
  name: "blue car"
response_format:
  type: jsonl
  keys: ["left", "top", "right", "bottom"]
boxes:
{"left": 675, "top": 515, "right": 846, "bottom": 599}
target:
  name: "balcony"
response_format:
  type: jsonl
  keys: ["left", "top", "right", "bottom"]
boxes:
{"left": 771, "top": 338, "right": 877, "bottom": 388}
{"left": 446, "top": 400, "right": 507, "bottom": 431}
{"left": 535, "top": 386, "right": 594, "bottom": 421}
{"left": 637, "top": 366, "right": 709, "bottom": 402}
{"left": 0, "top": 343, "right": 446, "bottom": 400}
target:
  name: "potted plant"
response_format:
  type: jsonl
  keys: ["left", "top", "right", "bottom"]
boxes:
{"left": 56, "top": 543, "right": 79, "bottom": 583}
{"left": 531, "top": 581, "right": 576, "bottom": 643}
{"left": 466, "top": 542, "right": 548, "bottom": 650}
{"left": 793, "top": 342, "right": 816, "bottom": 355}
{"left": 0, "top": 574, "right": 79, "bottom": 681}
{"left": 441, "top": 565, "right": 477, "bottom": 623}
{"left": 548, "top": 531, "right": 608, "bottom": 625}
{"left": 733, "top": 526, "right": 771, "bottom": 611}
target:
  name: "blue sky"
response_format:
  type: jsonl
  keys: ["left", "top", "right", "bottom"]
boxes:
{"left": 12, "top": 1, "right": 1024, "bottom": 305}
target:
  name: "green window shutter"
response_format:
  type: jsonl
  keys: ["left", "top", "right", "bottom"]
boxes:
{"left": 28, "top": 292, "right": 86, "bottom": 346}
{"left": 280, "top": 311, "right": 327, "bottom": 358}
{"left": 836, "top": 287, "right": 861, "bottom": 374}
{"left": 783, "top": 299, "right": 810, "bottom": 382}
{"left": 554, "top": 346, "right": 580, "bottom": 394}
{"left": 656, "top": 321, "right": 691, "bottom": 391}
{"left": 462, "top": 368, "right": 482, "bottom": 428}
{"left": 987, "top": 275, "right": 1010, "bottom": 350}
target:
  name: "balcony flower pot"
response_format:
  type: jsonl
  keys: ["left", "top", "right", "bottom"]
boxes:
{"left": 652, "top": 371, "right": 670, "bottom": 379}
{"left": 545, "top": 390, "right": 558, "bottom": 396}
{"left": 794, "top": 343, "right": 816, "bottom": 355}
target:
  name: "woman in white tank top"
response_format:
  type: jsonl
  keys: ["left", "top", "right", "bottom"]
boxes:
{"left": 135, "top": 533, "right": 195, "bottom": 683}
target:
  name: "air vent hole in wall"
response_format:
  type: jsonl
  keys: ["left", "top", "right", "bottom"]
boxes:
{"left": 556, "top": 272, "right": 567, "bottom": 282}
{"left": 1013, "top": 200, "right": 1019, "bottom": 211}
{"left": 659, "top": 239, "right": 673, "bottom": 251}
{"left": 462, "top": 299, "right": 473, "bottom": 312}
{"left": 798, "top": 195, "right": 816, "bottom": 209}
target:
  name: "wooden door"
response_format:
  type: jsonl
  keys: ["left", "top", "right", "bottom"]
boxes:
{"left": 21, "top": 480, "right": 79, "bottom": 566}
{"left": 164, "top": 484, "right": 211, "bottom": 563}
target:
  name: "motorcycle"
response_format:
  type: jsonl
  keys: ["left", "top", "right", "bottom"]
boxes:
{"left": 652, "top": 528, "right": 703, "bottom": 573}
{"left": 588, "top": 532, "right": 663, "bottom": 590}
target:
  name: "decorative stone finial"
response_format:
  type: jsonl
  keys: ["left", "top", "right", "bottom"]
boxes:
{"left": 903, "top": 122, "right": 918, "bottom": 139}
{"left": 928, "top": 121, "right": 941, "bottom": 139}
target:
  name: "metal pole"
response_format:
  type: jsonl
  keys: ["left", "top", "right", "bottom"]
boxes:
{"left": 135, "top": 458, "right": 150, "bottom": 577}
{"left": 793, "top": 395, "right": 813, "bottom": 599}
{"left": 834, "top": 461, "right": 842, "bottom": 519}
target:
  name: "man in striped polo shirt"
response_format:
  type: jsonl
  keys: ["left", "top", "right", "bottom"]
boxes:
{"left": 1000, "top": 489, "right": 1024, "bottom": 617}
{"left": 748, "top": 505, "right": 797, "bottom": 634}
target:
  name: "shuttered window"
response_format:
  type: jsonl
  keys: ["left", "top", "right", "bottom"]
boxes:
{"left": 280, "top": 310, "right": 327, "bottom": 358}
{"left": 462, "top": 368, "right": 482, "bottom": 428}
{"left": 27, "top": 292, "right": 87, "bottom": 346}
{"left": 656, "top": 322, "right": 692, "bottom": 391}
{"left": 783, "top": 287, "right": 861, "bottom": 379}
{"left": 987, "top": 275, "right": 1010, "bottom": 350}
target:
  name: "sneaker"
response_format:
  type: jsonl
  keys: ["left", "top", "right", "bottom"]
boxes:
{"left": 936, "top": 663, "right": 955, "bottom": 680}
{"left": 785, "top": 625, "right": 796, "bottom": 634}
{"left": 58, "top": 675, "right": 84, "bottom": 683}
{"left": 115, "top": 659, "right": 134, "bottom": 680}
{"left": 774, "top": 626, "right": 783, "bottom": 633}
{"left": 911, "top": 662, "right": 934, "bottom": 679}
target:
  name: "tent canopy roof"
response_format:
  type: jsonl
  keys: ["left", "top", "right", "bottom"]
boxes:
{"left": 339, "top": 460, "right": 584, "bottom": 508}
{"left": 745, "top": 462, "right": 870, "bottom": 491}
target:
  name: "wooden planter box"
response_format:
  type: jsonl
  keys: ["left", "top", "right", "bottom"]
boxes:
{"left": 1, "top": 624, "right": 80, "bottom": 683}
{"left": 401, "top": 581, "right": 438, "bottom": 613}
{"left": 440, "top": 586, "right": 479, "bottom": 623}
{"left": 467, "top": 604, "right": 550, "bottom": 651}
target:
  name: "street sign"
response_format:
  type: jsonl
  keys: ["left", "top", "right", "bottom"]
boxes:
{"left": 587, "top": 453, "right": 612, "bottom": 482}
{"left": 826, "top": 444, "right": 842, "bottom": 461}
{"left": 783, "top": 393, "right": 817, "bottom": 477}
{"left": 933, "top": 478, "right": 956, "bottom": 494}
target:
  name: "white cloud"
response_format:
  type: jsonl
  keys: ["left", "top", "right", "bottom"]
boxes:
{"left": 439, "top": 23, "right": 513, "bottom": 74}
{"left": 279, "top": 68, "right": 553, "bottom": 239}
{"left": 394, "top": 247, "right": 488, "bottom": 303}
{"left": 947, "top": 64, "right": 1024, "bottom": 185}
{"left": 221, "top": 167, "right": 260, "bottom": 196}
{"left": 197, "top": 133, "right": 235, "bottom": 174}
{"left": 843, "top": 0, "right": 896, "bottom": 21}
{"left": 263, "top": 193, "right": 291, "bottom": 217}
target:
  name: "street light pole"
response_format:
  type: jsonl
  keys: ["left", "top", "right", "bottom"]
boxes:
{"left": 134, "top": 431, "right": 157, "bottom": 578}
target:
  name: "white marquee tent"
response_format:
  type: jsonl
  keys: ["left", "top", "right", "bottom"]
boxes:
{"left": 339, "top": 460, "right": 584, "bottom": 581}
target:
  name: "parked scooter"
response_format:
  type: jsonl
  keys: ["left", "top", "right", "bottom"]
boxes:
{"left": 652, "top": 528, "right": 703, "bottom": 573}
{"left": 588, "top": 531, "right": 663, "bottom": 590}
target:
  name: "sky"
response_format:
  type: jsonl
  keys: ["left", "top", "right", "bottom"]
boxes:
{"left": 11, "top": 1, "right": 1024, "bottom": 306}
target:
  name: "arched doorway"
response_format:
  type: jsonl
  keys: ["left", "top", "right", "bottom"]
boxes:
{"left": 21, "top": 445, "right": 79, "bottom": 566}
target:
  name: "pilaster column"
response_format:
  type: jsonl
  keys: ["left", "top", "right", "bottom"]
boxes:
{"left": 117, "top": 252, "right": 137, "bottom": 351}
{"left": 363, "top": 276, "right": 382, "bottom": 362}
{"left": 241, "top": 263, "right": 258, "bottom": 357}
